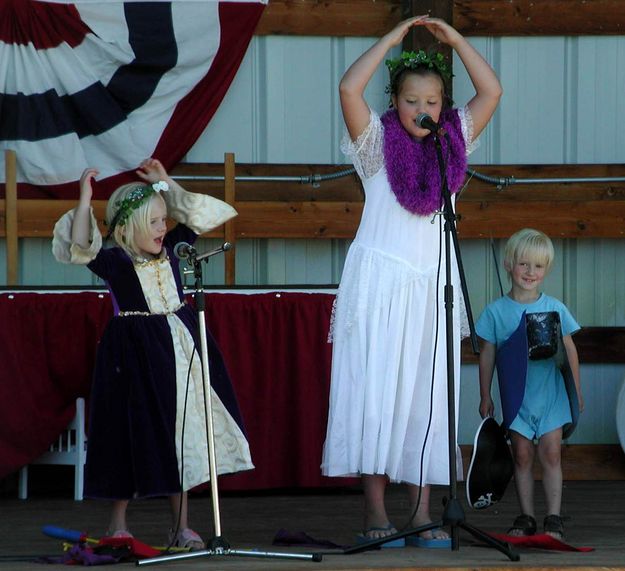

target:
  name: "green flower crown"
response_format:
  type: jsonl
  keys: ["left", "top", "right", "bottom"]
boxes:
{"left": 385, "top": 50, "right": 452, "bottom": 94}
{"left": 106, "top": 180, "right": 169, "bottom": 238}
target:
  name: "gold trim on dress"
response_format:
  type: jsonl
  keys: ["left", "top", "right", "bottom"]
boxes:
{"left": 117, "top": 301, "right": 186, "bottom": 318}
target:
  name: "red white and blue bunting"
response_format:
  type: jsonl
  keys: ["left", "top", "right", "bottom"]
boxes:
{"left": 0, "top": 0, "right": 266, "bottom": 198}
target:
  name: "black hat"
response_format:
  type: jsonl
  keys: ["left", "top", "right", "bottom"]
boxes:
{"left": 466, "top": 417, "right": 514, "bottom": 510}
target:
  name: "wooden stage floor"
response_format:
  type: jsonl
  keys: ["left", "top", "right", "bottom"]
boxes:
{"left": 1, "top": 480, "right": 624, "bottom": 570}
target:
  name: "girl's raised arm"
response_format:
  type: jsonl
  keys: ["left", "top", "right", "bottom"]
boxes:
{"left": 72, "top": 168, "right": 98, "bottom": 249}
{"left": 136, "top": 157, "right": 186, "bottom": 193}
{"left": 421, "top": 18, "right": 502, "bottom": 139}
{"left": 340, "top": 16, "right": 427, "bottom": 141}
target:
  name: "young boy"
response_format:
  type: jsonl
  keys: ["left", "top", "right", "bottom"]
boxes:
{"left": 475, "top": 228, "right": 584, "bottom": 539}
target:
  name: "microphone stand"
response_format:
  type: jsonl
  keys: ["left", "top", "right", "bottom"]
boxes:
{"left": 343, "top": 134, "right": 518, "bottom": 561}
{"left": 138, "top": 244, "right": 322, "bottom": 566}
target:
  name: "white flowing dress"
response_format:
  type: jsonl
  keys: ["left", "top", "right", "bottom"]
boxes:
{"left": 321, "top": 107, "right": 476, "bottom": 486}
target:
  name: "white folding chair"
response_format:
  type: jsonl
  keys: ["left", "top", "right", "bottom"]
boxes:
{"left": 18, "top": 397, "right": 87, "bottom": 501}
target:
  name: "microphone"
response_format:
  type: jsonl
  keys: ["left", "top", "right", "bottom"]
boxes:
{"left": 173, "top": 241, "right": 196, "bottom": 260}
{"left": 415, "top": 113, "right": 445, "bottom": 136}
{"left": 196, "top": 242, "right": 232, "bottom": 262}
{"left": 173, "top": 241, "right": 232, "bottom": 262}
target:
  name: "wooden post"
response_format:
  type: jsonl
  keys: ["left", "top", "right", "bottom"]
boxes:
{"left": 224, "top": 153, "right": 236, "bottom": 286}
{"left": 5, "top": 150, "right": 18, "bottom": 286}
{"left": 402, "top": 0, "right": 454, "bottom": 100}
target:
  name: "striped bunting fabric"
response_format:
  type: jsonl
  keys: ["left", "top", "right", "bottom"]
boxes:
{"left": 0, "top": 0, "right": 266, "bottom": 198}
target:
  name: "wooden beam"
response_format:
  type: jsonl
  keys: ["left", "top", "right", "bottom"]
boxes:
{"left": 456, "top": 200, "right": 625, "bottom": 239}
{"left": 572, "top": 327, "right": 625, "bottom": 364}
{"left": 255, "top": 0, "right": 625, "bottom": 36}
{"left": 235, "top": 201, "right": 362, "bottom": 239}
{"left": 462, "top": 327, "right": 625, "bottom": 364}
{"left": 459, "top": 444, "right": 625, "bottom": 480}
{"left": 3, "top": 164, "right": 625, "bottom": 239}
{"left": 463, "top": 164, "right": 625, "bottom": 201}
{"left": 256, "top": 0, "right": 401, "bottom": 37}
{"left": 402, "top": 0, "right": 453, "bottom": 69}
{"left": 558, "top": 444, "right": 625, "bottom": 481}
{"left": 454, "top": 0, "right": 625, "bottom": 36}
{"left": 458, "top": 163, "right": 625, "bottom": 238}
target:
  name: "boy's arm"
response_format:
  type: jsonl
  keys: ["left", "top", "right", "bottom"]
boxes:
{"left": 478, "top": 339, "right": 496, "bottom": 418}
{"left": 563, "top": 335, "right": 584, "bottom": 413}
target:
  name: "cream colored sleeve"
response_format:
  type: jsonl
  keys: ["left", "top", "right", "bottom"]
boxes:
{"left": 51, "top": 207, "right": 103, "bottom": 265}
{"left": 162, "top": 187, "right": 237, "bottom": 234}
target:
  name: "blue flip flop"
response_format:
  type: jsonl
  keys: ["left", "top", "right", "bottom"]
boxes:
{"left": 356, "top": 525, "right": 405, "bottom": 548}
{"left": 405, "top": 528, "right": 451, "bottom": 549}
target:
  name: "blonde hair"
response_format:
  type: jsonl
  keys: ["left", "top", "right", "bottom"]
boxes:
{"left": 504, "top": 228, "right": 554, "bottom": 277}
{"left": 106, "top": 183, "right": 167, "bottom": 258}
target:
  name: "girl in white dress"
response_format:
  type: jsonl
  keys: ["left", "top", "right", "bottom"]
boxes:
{"left": 321, "top": 15, "right": 501, "bottom": 545}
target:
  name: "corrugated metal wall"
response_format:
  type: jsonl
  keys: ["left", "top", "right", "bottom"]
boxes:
{"left": 3, "top": 35, "right": 624, "bottom": 444}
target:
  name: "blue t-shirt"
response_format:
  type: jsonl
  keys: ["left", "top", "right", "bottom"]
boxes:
{"left": 476, "top": 293, "right": 580, "bottom": 348}
{"left": 475, "top": 293, "right": 580, "bottom": 439}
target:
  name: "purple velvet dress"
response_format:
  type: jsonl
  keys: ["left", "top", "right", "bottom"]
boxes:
{"left": 52, "top": 191, "right": 253, "bottom": 500}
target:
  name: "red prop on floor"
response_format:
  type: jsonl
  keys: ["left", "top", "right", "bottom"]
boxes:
{"left": 43, "top": 524, "right": 168, "bottom": 559}
{"left": 98, "top": 536, "right": 161, "bottom": 558}
{"left": 489, "top": 532, "right": 594, "bottom": 552}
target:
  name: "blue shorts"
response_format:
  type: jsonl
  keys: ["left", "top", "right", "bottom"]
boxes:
{"left": 509, "top": 367, "right": 571, "bottom": 440}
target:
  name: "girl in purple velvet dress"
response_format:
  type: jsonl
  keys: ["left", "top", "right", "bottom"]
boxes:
{"left": 321, "top": 16, "right": 502, "bottom": 546}
{"left": 52, "top": 158, "right": 253, "bottom": 549}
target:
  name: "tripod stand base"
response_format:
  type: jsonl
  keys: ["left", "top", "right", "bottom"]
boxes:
{"left": 456, "top": 521, "right": 519, "bottom": 561}
{"left": 444, "top": 496, "right": 519, "bottom": 561}
{"left": 136, "top": 545, "right": 322, "bottom": 566}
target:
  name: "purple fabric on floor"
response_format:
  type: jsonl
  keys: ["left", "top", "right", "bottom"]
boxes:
{"left": 39, "top": 543, "right": 126, "bottom": 565}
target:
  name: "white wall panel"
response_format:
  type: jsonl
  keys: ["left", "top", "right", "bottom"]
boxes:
{"left": 453, "top": 37, "right": 502, "bottom": 165}
{"left": 188, "top": 34, "right": 625, "bottom": 166}
{"left": 186, "top": 36, "right": 395, "bottom": 164}
{"left": 496, "top": 38, "right": 567, "bottom": 163}
{"left": 575, "top": 37, "right": 625, "bottom": 162}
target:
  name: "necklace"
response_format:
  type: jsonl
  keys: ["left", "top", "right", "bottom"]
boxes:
{"left": 380, "top": 108, "right": 468, "bottom": 216}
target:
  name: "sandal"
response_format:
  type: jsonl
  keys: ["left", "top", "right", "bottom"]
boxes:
{"left": 168, "top": 528, "right": 205, "bottom": 551}
{"left": 543, "top": 514, "right": 564, "bottom": 539}
{"left": 356, "top": 524, "right": 405, "bottom": 548}
{"left": 107, "top": 529, "right": 134, "bottom": 539}
{"left": 507, "top": 514, "right": 537, "bottom": 536}
{"left": 405, "top": 527, "right": 451, "bottom": 549}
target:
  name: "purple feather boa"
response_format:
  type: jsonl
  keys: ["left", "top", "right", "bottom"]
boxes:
{"left": 381, "top": 108, "right": 468, "bottom": 216}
